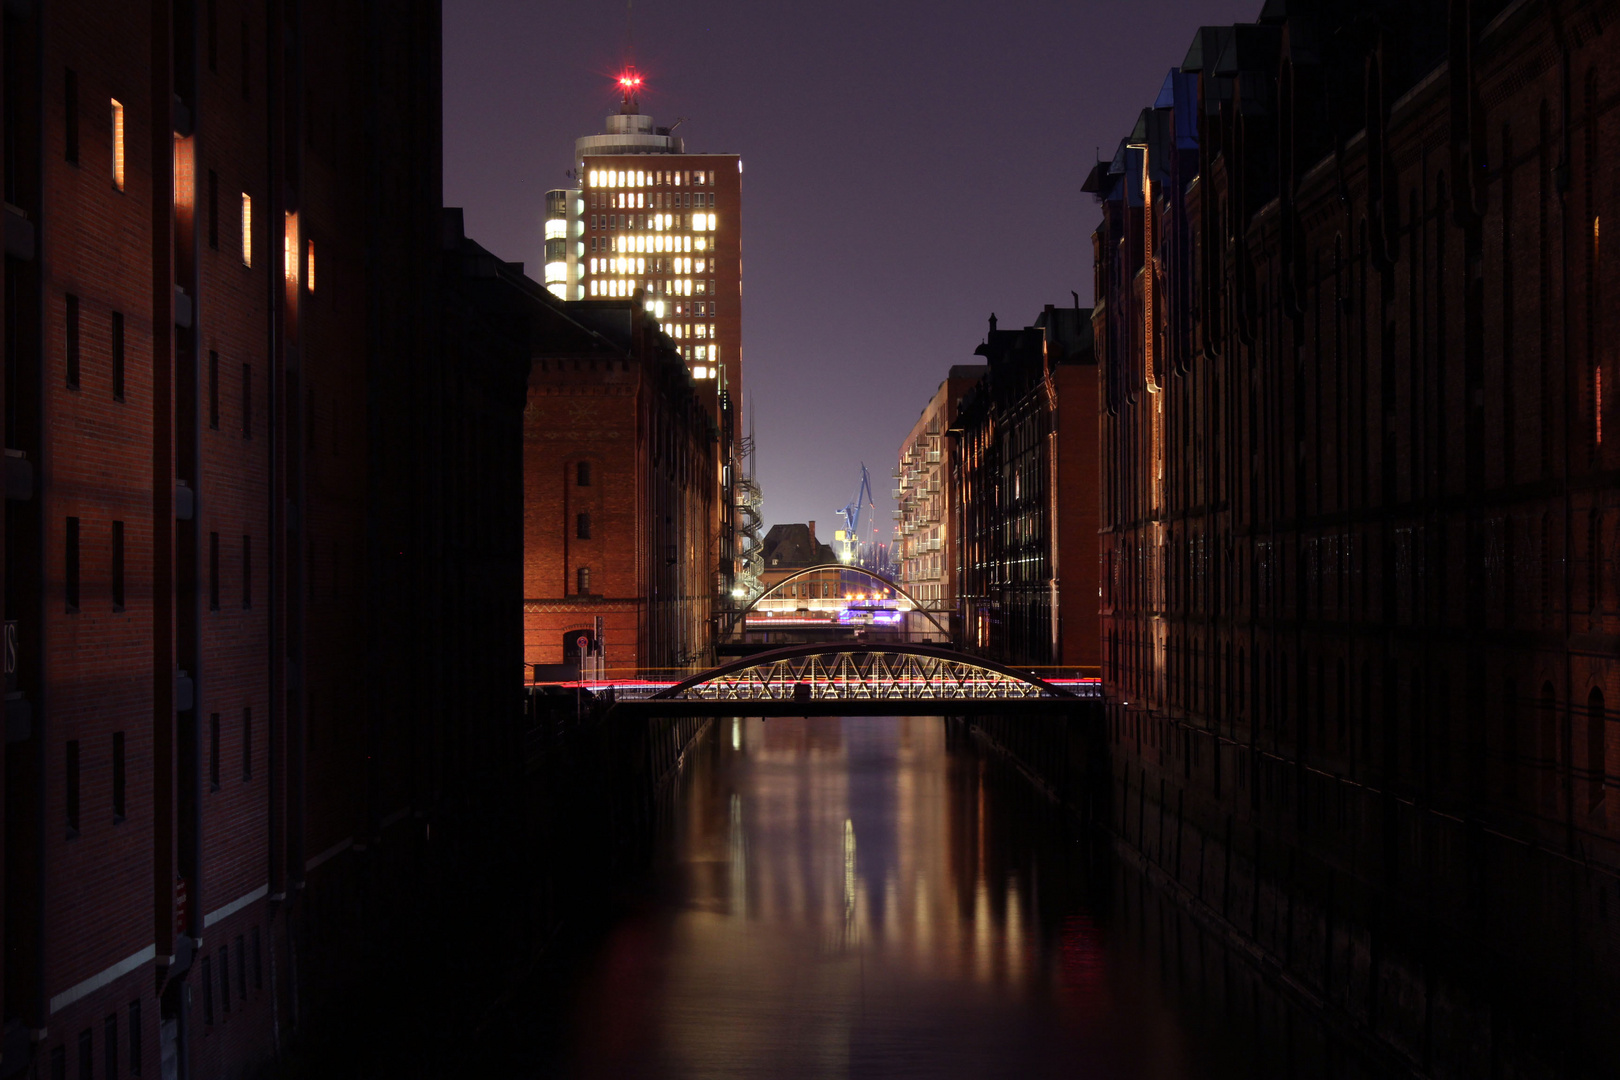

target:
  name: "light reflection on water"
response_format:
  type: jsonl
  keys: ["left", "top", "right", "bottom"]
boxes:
{"left": 557, "top": 717, "right": 1228, "bottom": 1079}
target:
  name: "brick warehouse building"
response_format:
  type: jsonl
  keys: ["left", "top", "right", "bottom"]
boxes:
{"left": 1091, "top": 0, "right": 1618, "bottom": 1071}
{"left": 1, "top": 2, "right": 529, "bottom": 1077}
{"left": 950, "top": 307, "right": 1100, "bottom": 671}
{"left": 523, "top": 297, "right": 717, "bottom": 680}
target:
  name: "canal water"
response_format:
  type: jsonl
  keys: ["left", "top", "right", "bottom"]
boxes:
{"left": 499, "top": 715, "right": 1383, "bottom": 1080}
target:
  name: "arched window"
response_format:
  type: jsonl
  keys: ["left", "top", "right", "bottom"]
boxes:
{"left": 577, "top": 461, "right": 592, "bottom": 486}
{"left": 576, "top": 566, "right": 591, "bottom": 596}
{"left": 577, "top": 512, "right": 591, "bottom": 540}
{"left": 1540, "top": 681, "right": 1559, "bottom": 811}
{"left": 1589, "top": 686, "right": 1607, "bottom": 812}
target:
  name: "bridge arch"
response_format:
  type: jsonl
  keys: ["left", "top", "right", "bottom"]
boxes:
{"left": 744, "top": 563, "right": 949, "bottom": 638}
{"left": 650, "top": 643, "right": 1075, "bottom": 703}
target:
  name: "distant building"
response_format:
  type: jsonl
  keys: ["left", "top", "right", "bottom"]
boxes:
{"left": 896, "top": 367, "right": 985, "bottom": 625}
{"left": 544, "top": 74, "right": 742, "bottom": 443}
{"left": 950, "top": 306, "right": 1099, "bottom": 670}
{"left": 759, "top": 522, "right": 841, "bottom": 602}
{"left": 523, "top": 296, "right": 716, "bottom": 678}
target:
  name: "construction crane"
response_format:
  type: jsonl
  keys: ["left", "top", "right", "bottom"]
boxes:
{"left": 834, "top": 464, "right": 892, "bottom": 575}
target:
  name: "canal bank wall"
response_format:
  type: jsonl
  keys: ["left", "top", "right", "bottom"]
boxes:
{"left": 959, "top": 708, "right": 1612, "bottom": 1079}
{"left": 267, "top": 696, "right": 710, "bottom": 1077}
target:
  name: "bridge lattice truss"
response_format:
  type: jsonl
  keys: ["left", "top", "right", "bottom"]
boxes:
{"left": 651, "top": 647, "right": 1071, "bottom": 703}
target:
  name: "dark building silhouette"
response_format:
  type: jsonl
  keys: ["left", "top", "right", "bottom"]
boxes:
{"left": 950, "top": 306, "right": 1099, "bottom": 670}
{"left": 1, "top": 2, "right": 528, "bottom": 1076}
{"left": 1090, "top": 0, "right": 1618, "bottom": 1070}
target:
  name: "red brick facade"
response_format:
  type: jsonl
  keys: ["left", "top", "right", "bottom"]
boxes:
{"left": 2, "top": 3, "right": 526, "bottom": 1077}
{"left": 523, "top": 302, "right": 716, "bottom": 679}
{"left": 1092, "top": 0, "right": 1619, "bottom": 1069}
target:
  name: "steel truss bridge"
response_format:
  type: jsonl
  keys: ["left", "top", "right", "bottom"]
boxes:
{"left": 607, "top": 644, "right": 1100, "bottom": 717}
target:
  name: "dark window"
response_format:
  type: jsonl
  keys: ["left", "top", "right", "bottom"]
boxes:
{"left": 218, "top": 948, "right": 230, "bottom": 1014}
{"left": 1590, "top": 687, "right": 1606, "bottom": 809}
{"left": 65, "top": 69, "right": 79, "bottom": 164}
{"left": 77, "top": 1030, "right": 91, "bottom": 1080}
{"left": 206, "top": 0, "right": 218, "bottom": 71}
{"left": 576, "top": 461, "right": 591, "bottom": 486}
{"left": 242, "top": 364, "right": 252, "bottom": 438}
{"left": 235, "top": 935, "right": 247, "bottom": 999}
{"left": 66, "top": 740, "right": 80, "bottom": 837}
{"left": 577, "top": 512, "right": 591, "bottom": 540}
{"left": 112, "top": 520, "right": 125, "bottom": 611}
{"left": 251, "top": 927, "right": 262, "bottom": 989}
{"left": 66, "top": 294, "right": 80, "bottom": 389}
{"left": 241, "top": 708, "right": 252, "bottom": 780}
{"left": 209, "top": 532, "right": 219, "bottom": 610}
{"left": 577, "top": 567, "right": 591, "bottom": 595}
{"left": 128, "top": 1000, "right": 141, "bottom": 1075}
{"left": 112, "top": 311, "right": 125, "bottom": 401}
{"left": 112, "top": 731, "right": 126, "bottom": 821}
{"left": 207, "top": 170, "right": 218, "bottom": 250}
{"left": 50, "top": 1046, "right": 65, "bottom": 1080}
{"left": 66, "top": 517, "right": 81, "bottom": 612}
{"left": 208, "top": 351, "right": 219, "bottom": 428}
{"left": 201, "top": 955, "right": 213, "bottom": 1024}
{"left": 209, "top": 714, "right": 220, "bottom": 791}
{"left": 104, "top": 1013, "right": 118, "bottom": 1080}
{"left": 242, "top": 535, "right": 252, "bottom": 609}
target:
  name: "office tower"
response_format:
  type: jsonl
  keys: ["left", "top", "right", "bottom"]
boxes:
{"left": 545, "top": 73, "right": 742, "bottom": 425}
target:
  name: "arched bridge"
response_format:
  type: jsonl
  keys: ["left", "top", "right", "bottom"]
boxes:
{"left": 610, "top": 644, "right": 1100, "bottom": 717}
{"left": 728, "top": 564, "right": 951, "bottom": 641}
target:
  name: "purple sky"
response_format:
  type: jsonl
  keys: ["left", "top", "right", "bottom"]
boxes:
{"left": 443, "top": 0, "right": 1257, "bottom": 537}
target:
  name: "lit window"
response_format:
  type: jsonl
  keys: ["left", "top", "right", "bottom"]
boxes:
{"left": 306, "top": 239, "right": 315, "bottom": 291}
{"left": 283, "top": 212, "right": 298, "bottom": 285}
{"left": 589, "top": 169, "right": 599, "bottom": 186}
{"left": 240, "top": 193, "right": 252, "bottom": 267}
{"left": 636, "top": 192, "right": 644, "bottom": 208}
{"left": 111, "top": 98, "right": 125, "bottom": 190}
{"left": 635, "top": 170, "right": 644, "bottom": 187}
{"left": 636, "top": 257, "right": 645, "bottom": 274}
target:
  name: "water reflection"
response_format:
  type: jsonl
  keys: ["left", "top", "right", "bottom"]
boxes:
{"left": 553, "top": 717, "right": 1325, "bottom": 1079}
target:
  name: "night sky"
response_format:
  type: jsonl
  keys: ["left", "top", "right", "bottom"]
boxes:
{"left": 443, "top": 0, "right": 1257, "bottom": 538}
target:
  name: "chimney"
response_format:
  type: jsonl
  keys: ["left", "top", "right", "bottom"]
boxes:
{"left": 808, "top": 520, "right": 816, "bottom": 542}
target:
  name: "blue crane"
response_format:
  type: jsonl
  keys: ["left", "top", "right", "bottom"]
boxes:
{"left": 836, "top": 464, "right": 876, "bottom": 566}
